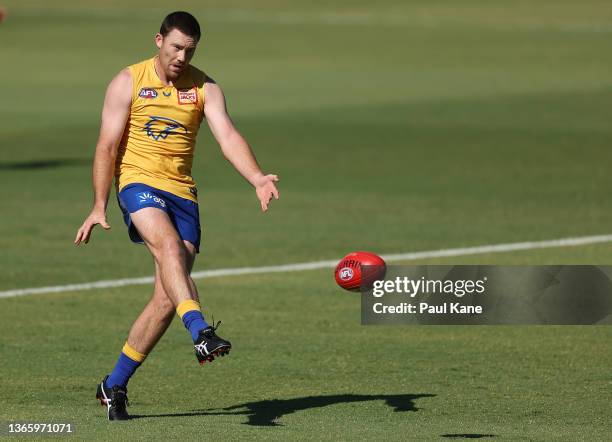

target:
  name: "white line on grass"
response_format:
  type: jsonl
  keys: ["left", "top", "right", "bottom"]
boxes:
{"left": 1, "top": 234, "right": 612, "bottom": 299}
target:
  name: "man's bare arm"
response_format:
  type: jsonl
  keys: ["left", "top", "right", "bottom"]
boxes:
{"left": 74, "top": 69, "right": 132, "bottom": 245}
{"left": 204, "top": 79, "right": 279, "bottom": 212}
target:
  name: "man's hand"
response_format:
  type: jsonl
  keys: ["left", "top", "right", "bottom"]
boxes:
{"left": 74, "top": 208, "right": 111, "bottom": 245}
{"left": 254, "top": 174, "right": 280, "bottom": 212}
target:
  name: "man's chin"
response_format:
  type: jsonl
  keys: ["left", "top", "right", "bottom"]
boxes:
{"left": 166, "top": 70, "right": 181, "bottom": 80}
{"left": 168, "top": 67, "right": 184, "bottom": 79}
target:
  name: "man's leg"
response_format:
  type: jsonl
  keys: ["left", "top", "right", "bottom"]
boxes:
{"left": 129, "top": 207, "right": 196, "bottom": 306}
{"left": 129, "top": 208, "right": 230, "bottom": 364}
{"left": 104, "top": 262, "right": 170, "bottom": 389}
{"left": 127, "top": 208, "right": 213, "bottom": 342}
{"left": 129, "top": 207, "right": 230, "bottom": 362}
{"left": 125, "top": 262, "right": 175, "bottom": 354}
{"left": 97, "top": 241, "right": 198, "bottom": 420}
{"left": 125, "top": 241, "right": 198, "bottom": 355}
{"left": 104, "top": 241, "right": 198, "bottom": 389}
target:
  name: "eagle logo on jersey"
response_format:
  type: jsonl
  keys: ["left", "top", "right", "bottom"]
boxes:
{"left": 143, "top": 116, "right": 187, "bottom": 141}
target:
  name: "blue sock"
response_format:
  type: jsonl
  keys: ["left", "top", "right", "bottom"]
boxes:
{"left": 182, "top": 310, "right": 209, "bottom": 341}
{"left": 106, "top": 343, "right": 145, "bottom": 388}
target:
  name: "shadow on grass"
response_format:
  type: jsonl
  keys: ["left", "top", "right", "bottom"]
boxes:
{"left": 130, "top": 393, "right": 435, "bottom": 426}
{"left": 441, "top": 435, "right": 496, "bottom": 439}
{"left": 0, "top": 158, "right": 90, "bottom": 170}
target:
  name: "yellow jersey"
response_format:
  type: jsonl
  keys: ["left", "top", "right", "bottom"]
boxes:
{"left": 115, "top": 56, "right": 206, "bottom": 202}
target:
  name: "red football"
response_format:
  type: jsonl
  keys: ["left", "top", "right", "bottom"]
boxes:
{"left": 335, "top": 251, "right": 386, "bottom": 291}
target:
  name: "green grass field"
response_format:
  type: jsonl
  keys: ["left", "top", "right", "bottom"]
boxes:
{"left": 1, "top": 1, "right": 611, "bottom": 439}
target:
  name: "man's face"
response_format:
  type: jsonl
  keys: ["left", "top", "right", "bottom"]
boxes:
{"left": 155, "top": 28, "right": 198, "bottom": 80}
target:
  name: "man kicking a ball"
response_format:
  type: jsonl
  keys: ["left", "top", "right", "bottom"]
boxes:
{"left": 74, "top": 11, "right": 279, "bottom": 421}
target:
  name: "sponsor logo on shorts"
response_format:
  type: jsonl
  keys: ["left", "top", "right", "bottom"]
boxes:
{"left": 339, "top": 267, "right": 354, "bottom": 281}
{"left": 178, "top": 87, "right": 198, "bottom": 105}
{"left": 136, "top": 191, "right": 166, "bottom": 208}
{"left": 139, "top": 88, "right": 158, "bottom": 99}
{"left": 143, "top": 116, "right": 187, "bottom": 141}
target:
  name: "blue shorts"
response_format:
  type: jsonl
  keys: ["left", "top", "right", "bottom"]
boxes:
{"left": 117, "top": 183, "right": 201, "bottom": 253}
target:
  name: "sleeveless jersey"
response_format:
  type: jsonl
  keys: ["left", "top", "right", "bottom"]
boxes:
{"left": 115, "top": 56, "right": 206, "bottom": 202}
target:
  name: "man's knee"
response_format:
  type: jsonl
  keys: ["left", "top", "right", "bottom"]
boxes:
{"left": 153, "top": 294, "right": 175, "bottom": 319}
{"left": 154, "top": 238, "right": 187, "bottom": 265}
{"left": 151, "top": 282, "right": 175, "bottom": 315}
{"left": 183, "top": 240, "right": 197, "bottom": 272}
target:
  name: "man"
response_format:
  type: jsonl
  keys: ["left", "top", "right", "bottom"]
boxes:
{"left": 74, "top": 11, "right": 279, "bottom": 421}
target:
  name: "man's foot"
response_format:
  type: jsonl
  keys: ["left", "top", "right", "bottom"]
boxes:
{"left": 96, "top": 375, "right": 130, "bottom": 421}
{"left": 194, "top": 322, "right": 231, "bottom": 365}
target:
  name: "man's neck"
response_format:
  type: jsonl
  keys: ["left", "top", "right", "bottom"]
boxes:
{"left": 153, "top": 56, "right": 178, "bottom": 86}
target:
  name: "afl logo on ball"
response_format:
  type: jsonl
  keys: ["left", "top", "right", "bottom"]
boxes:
{"left": 339, "top": 267, "right": 354, "bottom": 281}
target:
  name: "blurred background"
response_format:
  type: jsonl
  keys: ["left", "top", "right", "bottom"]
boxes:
{"left": 0, "top": 2, "right": 611, "bottom": 438}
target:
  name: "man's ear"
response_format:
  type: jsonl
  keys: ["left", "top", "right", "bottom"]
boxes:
{"left": 154, "top": 33, "right": 163, "bottom": 49}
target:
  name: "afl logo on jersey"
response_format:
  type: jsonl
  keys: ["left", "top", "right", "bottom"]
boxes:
{"left": 143, "top": 116, "right": 187, "bottom": 141}
{"left": 139, "top": 88, "right": 158, "bottom": 99}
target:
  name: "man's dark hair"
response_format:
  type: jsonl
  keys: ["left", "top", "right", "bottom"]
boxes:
{"left": 160, "top": 11, "right": 201, "bottom": 41}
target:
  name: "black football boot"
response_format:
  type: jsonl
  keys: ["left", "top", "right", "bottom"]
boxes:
{"left": 96, "top": 375, "right": 130, "bottom": 421}
{"left": 194, "top": 322, "right": 231, "bottom": 365}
